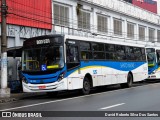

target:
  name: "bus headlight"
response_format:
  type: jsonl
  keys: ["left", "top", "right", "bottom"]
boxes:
{"left": 151, "top": 71, "right": 156, "bottom": 74}
{"left": 58, "top": 72, "right": 65, "bottom": 82}
{"left": 22, "top": 76, "right": 28, "bottom": 84}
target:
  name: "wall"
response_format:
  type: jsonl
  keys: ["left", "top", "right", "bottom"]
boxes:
{"left": 52, "top": 0, "right": 160, "bottom": 46}
{"left": 132, "top": 0, "right": 157, "bottom": 14}
{"left": 157, "top": 0, "right": 160, "bottom": 15}
{"left": 7, "top": 25, "right": 51, "bottom": 47}
{"left": 5, "top": 0, "right": 52, "bottom": 30}
{"left": 86, "top": 0, "right": 159, "bottom": 25}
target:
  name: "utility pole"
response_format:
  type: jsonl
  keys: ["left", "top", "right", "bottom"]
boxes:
{"left": 0, "top": 0, "right": 10, "bottom": 98}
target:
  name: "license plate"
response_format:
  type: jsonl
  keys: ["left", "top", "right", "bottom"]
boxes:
{"left": 38, "top": 85, "right": 46, "bottom": 89}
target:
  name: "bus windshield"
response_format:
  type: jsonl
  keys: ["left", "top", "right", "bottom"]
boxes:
{"left": 146, "top": 48, "right": 156, "bottom": 67}
{"left": 22, "top": 45, "right": 64, "bottom": 71}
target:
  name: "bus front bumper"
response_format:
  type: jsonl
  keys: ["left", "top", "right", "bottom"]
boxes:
{"left": 148, "top": 74, "right": 156, "bottom": 79}
{"left": 22, "top": 78, "right": 67, "bottom": 92}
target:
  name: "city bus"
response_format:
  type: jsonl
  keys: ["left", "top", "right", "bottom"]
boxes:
{"left": 21, "top": 34, "right": 148, "bottom": 95}
{"left": 146, "top": 47, "right": 160, "bottom": 79}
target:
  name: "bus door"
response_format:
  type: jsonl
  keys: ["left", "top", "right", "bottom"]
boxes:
{"left": 156, "top": 50, "right": 160, "bottom": 76}
{"left": 66, "top": 40, "right": 81, "bottom": 90}
{"left": 156, "top": 50, "right": 160, "bottom": 65}
{"left": 147, "top": 48, "right": 157, "bottom": 74}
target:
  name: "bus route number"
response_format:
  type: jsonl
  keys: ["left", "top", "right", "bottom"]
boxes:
{"left": 93, "top": 70, "right": 97, "bottom": 74}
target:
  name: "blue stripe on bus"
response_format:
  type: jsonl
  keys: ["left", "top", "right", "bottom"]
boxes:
{"left": 66, "top": 61, "right": 146, "bottom": 76}
{"left": 23, "top": 61, "right": 146, "bottom": 84}
{"left": 23, "top": 72, "right": 59, "bottom": 84}
{"left": 23, "top": 68, "right": 66, "bottom": 84}
{"left": 81, "top": 61, "right": 145, "bottom": 71}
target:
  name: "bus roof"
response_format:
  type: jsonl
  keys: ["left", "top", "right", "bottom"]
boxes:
{"left": 23, "top": 34, "right": 146, "bottom": 48}
{"left": 65, "top": 34, "right": 146, "bottom": 48}
{"left": 146, "top": 47, "right": 160, "bottom": 50}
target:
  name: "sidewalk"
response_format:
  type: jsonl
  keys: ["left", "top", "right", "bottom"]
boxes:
{"left": 0, "top": 92, "right": 46, "bottom": 103}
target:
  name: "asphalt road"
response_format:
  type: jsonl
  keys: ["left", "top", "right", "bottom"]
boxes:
{"left": 1, "top": 81, "right": 160, "bottom": 120}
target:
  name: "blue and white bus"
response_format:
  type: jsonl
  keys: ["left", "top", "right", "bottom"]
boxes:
{"left": 21, "top": 34, "right": 148, "bottom": 95}
{"left": 146, "top": 47, "right": 160, "bottom": 79}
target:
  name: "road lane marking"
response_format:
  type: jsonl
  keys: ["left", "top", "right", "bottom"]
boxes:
{"left": 0, "top": 97, "right": 85, "bottom": 111}
{"left": 99, "top": 103, "right": 125, "bottom": 110}
{"left": 1, "top": 82, "right": 160, "bottom": 111}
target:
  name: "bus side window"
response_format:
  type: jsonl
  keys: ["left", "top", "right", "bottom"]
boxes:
{"left": 81, "top": 52, "right": 87, "bottom": 59}
{"left": 66, "top": 45, "right": 80, "bottom": 70}
{"left": 125, "top": 46, "right": 135, "bottom": 61}
{"left": 80, "top": 42, "right": 92, "bottom": 60}
{"left": 116, "top": 45, "right": 125, "bottom": 60}
{"left": 67, "top": 47, "right": 74, "bottom": 62}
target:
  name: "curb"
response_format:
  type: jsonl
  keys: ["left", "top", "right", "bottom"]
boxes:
{"left": 0, "top": 98, "right": 18, "bottom": 103}
{"left": 0, "top": 93, "right": 46, "bottom": 103}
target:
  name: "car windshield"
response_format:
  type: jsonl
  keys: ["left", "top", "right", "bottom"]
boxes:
{"left": 22, "top": 45, "right": 64, "bottom": 71}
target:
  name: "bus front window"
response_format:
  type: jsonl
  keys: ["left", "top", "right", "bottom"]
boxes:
{"left": 22, "top": 45, "right": 64, "bottom": 71}
{"left": 147, "top": 52, "right": 156, "bottom": 67}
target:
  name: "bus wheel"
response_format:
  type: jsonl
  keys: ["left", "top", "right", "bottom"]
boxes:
{"left": 47, "top": 91, "right": 58, "bottom": 97}
{"left": 120, "top": 73, "right": 133, "bottom": 88}
{"left": 82, "top": 77, "right": 91, "bottom": 95}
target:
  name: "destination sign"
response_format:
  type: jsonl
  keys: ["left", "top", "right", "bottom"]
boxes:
{"left": 24, "top": 36, "right": 63, "bottom": 47}
{"left": 36, "top": 39, "right": 50, "bottom": 45}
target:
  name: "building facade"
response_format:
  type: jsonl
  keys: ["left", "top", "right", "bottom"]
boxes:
{"left": 1, "top": 0, "right": 160, "bottom": 81}
{"left": 51, "top": 0, "right": 160, "bottom": 45}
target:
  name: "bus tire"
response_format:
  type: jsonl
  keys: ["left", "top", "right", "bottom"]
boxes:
{"left": 82, "top": 77, "right": 91, "bottom": 95}
{"left": 47, "top": 91, "right": 58, "bottom": 97}
{"left": 120, "top": 73, "right": 133, "bottom": 88}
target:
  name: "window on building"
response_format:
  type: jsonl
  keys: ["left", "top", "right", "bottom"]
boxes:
{"left": 97, "top": 15, "right": 108, "bottom": 33}
{"left": 54, "top": 4, "right": 69, "bottom": 26}
{"left": 114, "top": 19, "right": 122, "bottom": 36}
{"left": 127, "top": 22, "right": 134, "bottom": 38}
{"left": 148, "top": 28, "right": 155, "bottom": 42}
{"left": 78, "top": 10, "right": 90, "bottom": 30}
{"left": 157, "top": 30, "right": 160, "bottom": 42}
{"left": 139, "top": 26, "right": 145, "bottom": 41}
